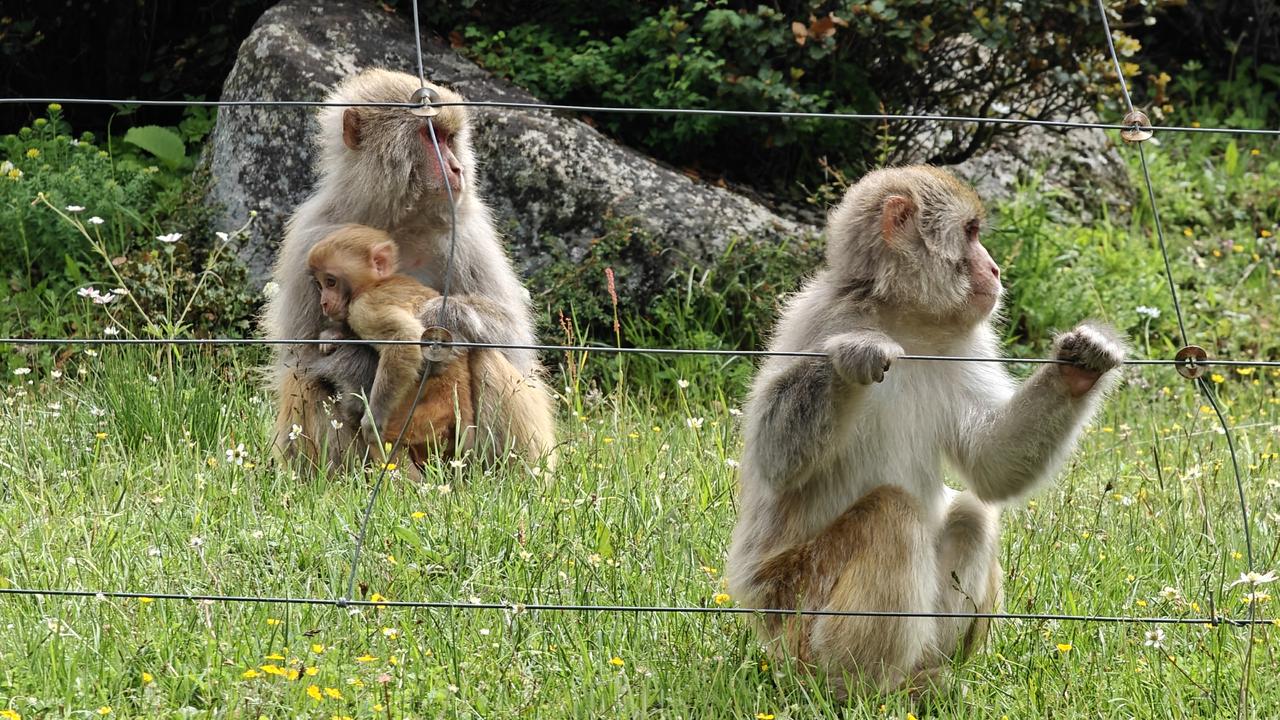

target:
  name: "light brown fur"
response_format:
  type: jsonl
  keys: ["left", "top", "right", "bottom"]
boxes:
{"left": 263, "top": 69, "right": 556, "bottom": 471}
{"left": 727, "top": 166, "right": 1125, "bottom": 697}
{"left": 307, "top": 225, "right": 476, "bottom": 468}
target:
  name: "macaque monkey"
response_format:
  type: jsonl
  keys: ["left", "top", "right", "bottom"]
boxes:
{"left": 263, "top": 69, "right": 556, "bottom": 470}
{"left": 307, "top": 224, "right": 476, "bottom": 465}
{"left": 726, "top": 166, "right": 1125, "bottom": 696}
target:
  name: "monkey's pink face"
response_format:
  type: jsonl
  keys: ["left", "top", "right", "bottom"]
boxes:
{"left": 313, "top": 272, "right": 351, "bottom": 322}
{"left": 963, "top": 219, "right": 1002, "bottom": 315}
{"left": 420, "top": 124, "right": 464, "bottom": 194}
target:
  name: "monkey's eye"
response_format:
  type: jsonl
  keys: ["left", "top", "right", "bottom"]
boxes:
{"left": 323, "top": 276, "right": 337, "bottom": 289}
{"left": 965, "top": 220, "right": 980, "bottom": 241}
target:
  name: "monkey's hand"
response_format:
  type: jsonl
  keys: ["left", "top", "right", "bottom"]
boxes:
{"left": 824, "top": 331, "right": 904, "bottom": 386}
{"left": 1053, "top": 322, "right": 1126, "bottom": 398}
{"left": 317, "top": 326, "right": 347, "bottom": 355}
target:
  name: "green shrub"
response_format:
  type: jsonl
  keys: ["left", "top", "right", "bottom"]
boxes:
{"left": 434, "top": 1, "right": 1130, "bottom": 199}
{"left": 0, "top": 106, "right": 259, "bottom": 365}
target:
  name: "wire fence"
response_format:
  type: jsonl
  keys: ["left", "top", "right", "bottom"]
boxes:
{"left": 0, "top": 0, "right": 1275, "bottom": 712}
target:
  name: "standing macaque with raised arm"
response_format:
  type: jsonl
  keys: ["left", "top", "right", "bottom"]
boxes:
{"left": 264, "top": 69, "right": 555, "bottom": 470}
{"left": 307, "top": 224, "right": 476, "bottom": 466}
{"left": 726, "top": 166, "right": 1125, "bottom": 696}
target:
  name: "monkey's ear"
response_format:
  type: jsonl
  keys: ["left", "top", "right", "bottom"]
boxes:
{"left": 370, "top": 241, "right": 397, "bottom": 277}
{"left": 880, "top": 194, "right": 917, "bottom": 247}
{"left": 342, "top": 108, "right": 362, "bottom": 150}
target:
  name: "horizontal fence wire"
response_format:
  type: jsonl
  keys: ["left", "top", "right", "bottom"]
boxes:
{"left": 3, "top": 95, "right": 1280, "bottom": 137}
{"left": 0, "top": 587, "right": 1269, "bottom": 626}
{"left": 1, "top": 336, "right": 1278, "bottom": 369}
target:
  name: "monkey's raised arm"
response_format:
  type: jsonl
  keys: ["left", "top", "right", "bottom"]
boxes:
{"left": 952, "top": 322, "right": 1125, "bottom": 502}
{"left": 743, "top": 328, "right": 902, "bottom": 493}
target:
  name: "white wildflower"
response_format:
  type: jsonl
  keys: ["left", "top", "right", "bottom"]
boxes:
{"left": 103, "top": 326, "right": 119, "bottom": 336}
{"left": 1135, "top": 305, "right": 1161, "bottom": 319}
{"left": 677, "top": 379, "right": 690, "bottom": 389}
{"left": 1143, "top": 628, "right": 1165, "bottom": 648}
{"left": 87, "top": 216, "right": 104, "bottom": 225}
{"left": 156, "top": 232, "right": 182, "bottom": 244}
{"left": 724, "top": 458, "right": 740, "bottom": 468}
{"left": 12, "top": 368, "right": 31, "bottom": 376}
{"left": 1230, "top": 570, "right": 1278, "bottom": 588}
{"left": 685, "top": 417, "right": 704, "bottom": 429}
{"left": 287, "top": 423, "right": 303, "bottom": 442}
{"left": 330, "top": 419, "right": 344, "bottom": 430}
{"left": 225, "top": 443, "right": 247, "bottom": 466}
{"left": 263, "top": 281, "right": 281, "bottom": 299}
{"left": 65, "top": 204, "right": 85, "bottom": 212}
{"left": 215, "top": 231, "right": 231, "bottom": 243}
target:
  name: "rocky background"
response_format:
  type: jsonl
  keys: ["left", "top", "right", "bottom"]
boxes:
{"left": 204, "top": 0, "right": 1128, "bottom": 304}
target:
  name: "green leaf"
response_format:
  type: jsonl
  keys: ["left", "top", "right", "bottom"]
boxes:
{"left": 1224, "top": 140, "right": 1239, "bottom": 177}
{"left": 392, "top": 525, "right": 427, "bottom": 551}
{"left": 595, "top": 519, "right": 614, "bottom": 558}
{"left": 122, "top": 126, "right": 186, "bottom": 168}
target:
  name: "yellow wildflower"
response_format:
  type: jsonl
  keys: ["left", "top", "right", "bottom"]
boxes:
{"left": 1, "top": 710, "right": 21, "bottom": 720}
{"left": 324, "top": 687, "right": 343, "bottom": 700}
{"left": 260, "top": 664, "right": 285, "bottom": 676}
{"left": 1056, "top": 643, "right": 1073, "bottom": 652}
{"left": 25, "top": 148, "right": 39, "bottom": 159}
{"left": 356, "top": 654, "right": 377, "bottom": 663}
{"left": 305, "top": 667, "right": 319, "bottom": 677}
{"left": 411, "top": 511, "right": 426, "bottom": 519}
{"left": 137, "top": 597, "right": 153, "bottom": 604}
{"left": 242, "top": 668, "right": 261, "bottom": 679}
{"left": 307, "top": 685, "right": 323, "bottom": 701}
{"left": 97, "top": 709, "right": 111, "bottom": 716}
{"left": 142, "top": 671, "right": 154, "bottom": 684}
{"left": 609, "top": 656, "right": 624, "bottom": 667}
{"left": 757, "top": 715, "right": 776, "bottom": 720}
{"left": 266, "top": 618, "right": 281, "bottom": 626}
{"left": 713, "top": 593, "right": 731, "bottom": 605}
{"left": 311, "top": 643, "right": 325, "bottom": 654}
{"left": 1210, "top": 373, "right": 1225, "bottom": 384}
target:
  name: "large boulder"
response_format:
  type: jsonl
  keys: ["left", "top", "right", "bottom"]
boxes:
{"left": 203, "top": 0, "right": 816, "bottom": 305}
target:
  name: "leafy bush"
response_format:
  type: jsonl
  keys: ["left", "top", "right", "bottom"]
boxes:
{"left": 432, "top": 1, "right": 1126, "bottom": 198}
{"left": 0, "top": 105, "right": 259, "bottom": 360}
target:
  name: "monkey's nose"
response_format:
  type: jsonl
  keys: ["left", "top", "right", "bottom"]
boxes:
{"left": 990, "top": 265, "right": 1000, "bottom": 280}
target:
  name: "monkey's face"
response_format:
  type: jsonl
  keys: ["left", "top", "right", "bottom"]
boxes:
{"left": 336, "top": 76, "right": 471, "bottom": 206}
{"left": 312, "top": 269, "right": 352, "bottom": 322}
{"left": 956, "top": 218, "right": 1002, "bottom": 316}
{"left": 909, "top": 211, "right": 1002, "bottom": 326}
{"left": 416, "top": 120, "right": 465, "bottom": 195}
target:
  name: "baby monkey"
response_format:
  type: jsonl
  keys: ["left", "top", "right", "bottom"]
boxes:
{"left": 307, "top": 224, "right": 475, "bottom": 467}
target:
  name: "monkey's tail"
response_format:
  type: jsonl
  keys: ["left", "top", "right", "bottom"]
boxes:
{"left": 470, "top": 350, "right": 558, "bottom": 468}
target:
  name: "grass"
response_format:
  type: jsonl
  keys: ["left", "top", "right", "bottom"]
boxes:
{"left": 0, "top": 343, "right": 1276, "bottom": 719}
